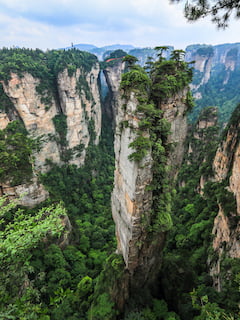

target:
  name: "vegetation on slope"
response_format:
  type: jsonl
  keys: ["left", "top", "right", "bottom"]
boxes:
{"left": 0, "top": 120, "right": 38, "bottom": 185}
{"left": 0, "top": 112, "right": 115, "bottom": 319}
{"left": 0, "top": 47, "right": 239, "bottom": 320}
{"left": 121, "top": 47, "right": 193, "bottom": 234}
{"left": 160, "top": 106, "right": 240, "bottom": 319}
{"left": 0, "top": 47, "right": 97, "bottom": 107}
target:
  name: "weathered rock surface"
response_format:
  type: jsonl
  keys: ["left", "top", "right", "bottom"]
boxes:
{"left": 2, "top": 72, "right": 61, "bottom": 171}
{"left": 161, "top": 89, "right": 189, "bottom": 178}
{"left": 210, "top": 113, "right": 240, "bottom": 289}
{"left": 103, "top": 62, "right": 126, "bottom": 126}
{"left": 105, "top": 61, "right": 189, "bottom": 309}
{"left": 0, "top": 178, "right": 49, "bottom": 207}
{"left": 186, "top": 43, "right": 240, "bottom": 104}
{"left": 57, "top": 65, "right": 101, "bottom": 165}
{"left": 111, "top": 91, "right": 153, "bottom": 272}
{"left": 0, "top": 64, "right": 101, "bottom": 206}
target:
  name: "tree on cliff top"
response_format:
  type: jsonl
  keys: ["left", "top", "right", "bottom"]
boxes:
{"left": 171, "top": 0, "right": 240, "bottom": 28}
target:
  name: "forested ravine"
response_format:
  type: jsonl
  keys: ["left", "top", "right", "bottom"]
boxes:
{"left": 0, "top": 47, "right": 239, "bottom": 320}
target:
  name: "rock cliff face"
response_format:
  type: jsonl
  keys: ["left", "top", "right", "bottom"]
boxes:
{"left": 185, "top": 43, "right": 240, "bottom": 122}
{"left": 57, "top": 65, "right": 101, "bottom": 165}
{"left": 2, "top": 72, "right": 61, "bottom": 171}
{"left": 0, "top": 63, "right": 101, "bottom": 206}
{"left": 186, "top": 43, "right": 240, "bottom": 80}
{"left": 103, "top": 62, "right": 126, "bottom": 126}
{"left": 161, "top": 89, "right": 189, "bottom": 178}
{"left": 105, "top": 61, "right": 189, "bottom": 307}
{"left": 210, "top": 106, "right": 240, "bottom": 289}
{"left": 111, "top": 89, "right": 153, "bottom": 273}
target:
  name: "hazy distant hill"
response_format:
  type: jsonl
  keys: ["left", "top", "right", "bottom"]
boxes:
{"left": 185, "top": 43, "right": 240, "bottom": 123}
{"left": 65, "top": 43, "right": 135, "bottom": 59}
{"left": 65, "top": 42, "right": 240, "bottom": 123}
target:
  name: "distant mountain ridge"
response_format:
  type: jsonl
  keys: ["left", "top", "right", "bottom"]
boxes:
{"left": 65, "top": 42, "right": 240, "bottom": 123}
{"left": 64, "top": 43, "right": 136, "bottom": 60}
{"left": 185, "top": 42, "right": 240, "bottom": 123}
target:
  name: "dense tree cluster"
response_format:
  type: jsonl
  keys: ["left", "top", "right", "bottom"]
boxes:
{"left": 0, "top": 47, "right": 239, "bottom": 319}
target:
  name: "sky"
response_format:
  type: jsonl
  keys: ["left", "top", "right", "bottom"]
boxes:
{"left": 0, "top": 0, "right": 239, "bottom": 51}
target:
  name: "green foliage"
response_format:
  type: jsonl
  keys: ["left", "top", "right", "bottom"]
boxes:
{"left": 150, "top": 50, "right": 193, "bottom": 104}
{"left": 222, "top": 103, "right": 240, "bottom": 141}
{"left": 52, "top": 114, "right": 68, "bottom": 147}
{"left": 216, "top": 181, "right": 237, "bottom": 216}
{"left": 89, "top": 293, "right": 116, "bottom": 319}
{"left": 0, "top": 102, "right": 115, "bottom": 319}
{"left": 185, "top": 89, "right": 195, "bottom": 111}
{"left": 123, "top": 298, "right": 180, "bottom": 320}
{"left": 191, "top": 291, "right": 237, "bottom": 320}
{"left": 89, "top": 253, "right": 124, "bottom": 319}
{"left": 120, "top": 49, "right": 193, "bottom": 235}
{"left": 0, "top": 47, "right": 97, "bottom": 112}
{"left": 159, "top": 106, "right": 240, "bottom": 319}
{"left": 189, "top": 65, "right": 240, "bottom": 124}
{"left": 122, "top": 54, "right": 139, "bottom": 66}
{"left": 0, "top": 198, "right": 66, "bottom": 317}
{"left": 77, "top": 74, "right": 93, "bottom": 101}
{"left": 128, "top": 135, "right": 151, "bottom": 162}
{"left": 121, "top": 65, "right": 151, "bottom": 94}
{"left": 39, "top": 116, "right": 115, "bottom": 317}
{"left": 101, "top": 49, "right": 127, "bottom": 68}
{"left": 47, "top": 48, "right": 98, "bottom": 75}
{"left": 0, "top": 83, "right": 15, "bottom": 112}
{"left": 0, "top": 120, "right": 37, "bottom": 185}
{"left": 77, "top": 276, "right": 93, "bottom": 298}
{"left": 0, "top": 48, "right": 50, "bottom": 82}
{"left": 175, "top": 0, "right": 240, "bottom": 28}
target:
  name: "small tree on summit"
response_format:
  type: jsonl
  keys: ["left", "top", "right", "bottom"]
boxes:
{"left": 122, "top": 55, "right": 139, "bottom": 68}
{"left": 154, "top": 46, "right": 170, "bottom": 61}
{"left": 170, "top": 49, "right": 185, "bottom": 62}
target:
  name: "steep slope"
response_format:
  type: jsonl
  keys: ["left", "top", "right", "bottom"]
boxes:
{"left": 160, "top": 105, "right": 240, "bottom": 319}
{"left": 102, "top": 51, "right": 193, "bottom": 314}
{"left": 186, "top": 43, "right": 240, "bottom": 123}
{"left": 210, "top": 105, "right": 240, "bottom": 292}
{"left": 0, "top": 48, "right": 101, "bottom": 206}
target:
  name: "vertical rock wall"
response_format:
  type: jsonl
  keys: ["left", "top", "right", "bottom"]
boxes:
{"left": 0, "top": 63, "right": 101, "bottom": 206}
{"left": 210, "top": 113, "right": 240, "bottom": 289}
{"left": 111, "top": 90, "right": 153, "bottom": 272}
{"left": 105, "top": 61, "right": 189, "bottom": 305}
{"left": 57, "top": 64, "right": 101, "bottom": 166}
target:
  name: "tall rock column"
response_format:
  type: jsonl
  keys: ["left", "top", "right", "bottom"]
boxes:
{"left": 112, "top": 90, "right": 154, "bottom": 274}
{"left": 105, "top": 58, "right": 191, "bottom": 306}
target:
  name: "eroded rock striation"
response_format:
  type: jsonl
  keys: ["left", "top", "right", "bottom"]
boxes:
{"left": 105, "top": 60, "right": 190, "bottom": 308}
{"left": 0, "top": 61, "right": 101, "bottom": 206}
{"left": 210, "top": 106, "right": 240, "bottom": 289}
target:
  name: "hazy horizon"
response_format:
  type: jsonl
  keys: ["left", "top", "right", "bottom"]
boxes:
{"left": 0, "top": 0, "right": 239, "bottom": 51}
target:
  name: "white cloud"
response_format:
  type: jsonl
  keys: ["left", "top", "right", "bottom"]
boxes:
{"left": 0, "top": 0, "right": 239, "bottom": 51}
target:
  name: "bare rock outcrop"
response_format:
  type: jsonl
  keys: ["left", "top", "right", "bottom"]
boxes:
{"left": 2, "top": 72, "right": 61, "bottom": 171}
{"left": 210, "top": 109, "right": 240, "bottom": 289}
{"left": 57, "top": 65, "right": 101, "bottom": 165}
{"left": 0, "top": 63, "right": 101, "bottom": 206}
{"left": 105, "top": 60, "right": 190, "bottom": 309}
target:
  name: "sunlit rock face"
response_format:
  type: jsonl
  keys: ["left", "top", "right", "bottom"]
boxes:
{"left": 0, "top": 64, "right": 101, "bottom": 206}
{"left": 105, "top": 60, "right": 189, "bottom": 309}
{"left": 186, "top": 44, "right": 240, "bottom": 114}
{"left": 210, "top": 110, "right": 240, "bottom": 290}
{"left": 57, "top": 65, "right": 101, "bottom": 165}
